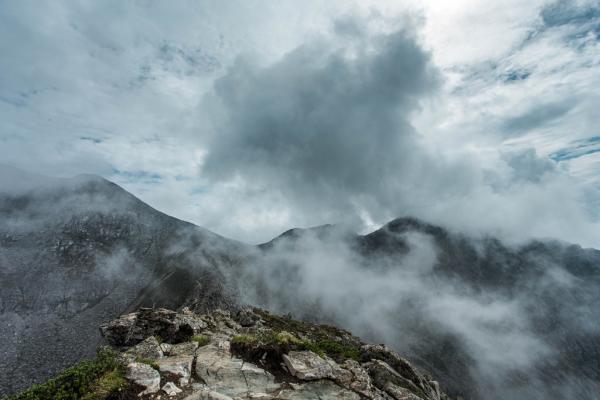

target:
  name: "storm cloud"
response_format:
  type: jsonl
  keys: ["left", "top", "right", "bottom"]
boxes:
{"left": 203, "top": 25, "right": 446, "bottom": 228}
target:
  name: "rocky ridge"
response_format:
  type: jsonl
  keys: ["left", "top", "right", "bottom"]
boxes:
{"left": 98, "top": 307, "right": 452, "bottom": 400}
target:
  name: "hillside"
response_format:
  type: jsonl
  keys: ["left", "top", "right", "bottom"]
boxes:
{"left": 1, "top": 170, "right": 600, "bottom": 399}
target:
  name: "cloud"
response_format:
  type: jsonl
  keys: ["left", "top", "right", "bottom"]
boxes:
{"left": 202, "top": 22, "right": 443, "bottom": 231}
{"left": 501, "top": 99, "right": 577, "bottom": 134}
{"left": 1, "top": 1, "right": 599, "bottom": 246}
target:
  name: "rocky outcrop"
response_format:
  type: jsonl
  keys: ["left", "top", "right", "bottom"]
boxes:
{"left": 98, "top": 307, "right": 454, "bottom": 400}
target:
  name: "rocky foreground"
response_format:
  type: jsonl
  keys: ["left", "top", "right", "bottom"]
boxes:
{"left": 98, "top": 307, "right": 453, "bottom": 400}
{"left": 7, "top": 306, "right": 454, "bottom": 400}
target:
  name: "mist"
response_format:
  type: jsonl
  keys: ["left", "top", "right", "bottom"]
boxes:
{"left": 227, "top": 223, "right": 600, "bottom": 399}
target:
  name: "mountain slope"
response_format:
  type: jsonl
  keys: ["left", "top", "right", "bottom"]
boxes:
{"left": 245, "top": 217, "right": 600, "bottom": 399}
{"left": 1, "top": 169, "right": 599, "bottom": 399}
{"left": 0, "top": 170, "right": 248, "bottom": 395}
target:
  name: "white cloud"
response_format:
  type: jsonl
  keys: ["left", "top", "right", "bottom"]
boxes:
{"left": 1, "top": 0, "right": 599, "bottom": 245}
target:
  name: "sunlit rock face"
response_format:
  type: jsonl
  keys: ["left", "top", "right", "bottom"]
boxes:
{"left": 99, "top": 307, "right": 450, "bottom": 400}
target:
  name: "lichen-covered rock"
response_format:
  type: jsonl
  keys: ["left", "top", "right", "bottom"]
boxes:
{"left": 98, "top": 307, "right": 454, "bottom": 400}
{"left": 168, "top": 341, "right": 199, "bottom": 356}
{"left": 282, "top": 351, "right": 334, "bottom": 380}
{"left": 195, "top": 342, "right": 280, "bottom": 397}
{"left": 362, "top": 345, "right": 440, "bottom": 400}
{"left": 366, "top": 359, "right": 428, "bottom": 400}
{"left": 184, "top": 389, "right": 234, "bottom": 399}
{"left": 100, "top": 307, "right": 207, "bottom": 346}
{"left": 126, "top": 336, "right": 163, "bottom": 359}
{"left": 276, "top": 380, "right": 361, "bottom": 400}
{"left": 163, "top": 381, "right": 183, "bottom": 396}
{"left": 156, "top": 355, "right": 194, "bottom": 386}
{"left": 125, "top": 362, "right": 160, "bottom": 395}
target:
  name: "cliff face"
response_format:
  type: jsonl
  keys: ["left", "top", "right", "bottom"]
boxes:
{"left": 10, "top": 307, "right": 455, "bottom": 400}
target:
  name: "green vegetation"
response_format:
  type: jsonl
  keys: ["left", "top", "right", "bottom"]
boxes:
{"left": 275, "top": 331, "right": 302, "bottom": 345}
{"left": 190, "top": 335, "right": 210, "bottom": 347}
{"left": 253, "top": 309, "right": 363, "bottom": 362}
{"left": 232, "top": 334, "right": 258, "bottom": 345}
{"left": 134, "top": 357, "right": 159, "bottom": 370}
{"left": 80, "top": 369, "right": 127, "bottom": 400}
{"left": 232, "top": 328, "right": 361, "bottom": 362}
{"left": 307, "top": 339, "right": 361, "bottom": 361}
{"left": 5, "top": 348, "right": 124, "bottom": 400}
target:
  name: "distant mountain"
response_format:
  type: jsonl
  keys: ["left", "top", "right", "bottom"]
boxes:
{"left": 249, "top": 217, "right": 600, "bottom": 399}
{"left": 1, "top": 168, "right": 599, "bottom": 399}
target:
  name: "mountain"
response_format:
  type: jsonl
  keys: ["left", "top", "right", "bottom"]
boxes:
{"left": 0, "top": 169, "right": 248, "bottom": 395}
{"left": 249, "top": 218, "right": 600, "bottom": 399}
{"left": 1, "top": 168, "right": 599, "bottom": 399}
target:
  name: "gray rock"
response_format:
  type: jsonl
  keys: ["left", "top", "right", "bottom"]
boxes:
{"left": 276, "top": 380, "right": 360, "bottom": 400}
{"left": 101, "top": 308, "right": 207, "bottom": 346}
{"left": 163, "top": 381, "right": 183, "bottom": 396}
{"left": 362, "top": 345, "right": 439, "bottom": 400}
{"left": 184, "top": 389, "right": 234, "bottom": 400}
{"left": 366, "top": 360, "right": 425, "bottom": 400}
{"left": 235, "top": 307, "right": 261, "bottom": 327}
{"left": 168, "top": 341, "right": 199, "bottom": 356}
{"left": 125, "top": 362, "right": 160, "bottom": 395}
{"left": 161, "top": 343, "right": 174, "bottom": 354}
{"left": 156, "top": 355, "right": 194, "bottom": 386}
{"left": 282, "top": 351, "right": 334, "bottom": 380}
{"left": 126, "top": 336, "right": 163, "bottom": 359}
{"left": 195, "top": 341, "right": 279, "bottom": 397}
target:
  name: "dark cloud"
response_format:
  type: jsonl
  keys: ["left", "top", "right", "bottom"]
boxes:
{"left": 503, "top": 149, "right": 555, "bottom": 183}
{"left": 540, "top": 1, "right": 600, "bottom": 28}
{"left": 203, "top": 25, "right": 440, "bottom": 227}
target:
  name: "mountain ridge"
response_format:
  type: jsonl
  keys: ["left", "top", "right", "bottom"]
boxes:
{"left": 1, "top": 169, "right": 599, "bottom": 399}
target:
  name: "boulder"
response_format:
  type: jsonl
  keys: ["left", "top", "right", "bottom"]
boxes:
{"left": 234, "top": 307, "right": 261, "bottom": 327}
{"left": 126, "top": 336, "right": 163, "bottom": 359}
{"left": 282, "top": 351, "right": 334, "bottom": 380}
{"left": 366, "top": 360, "right": 426, "bottom": 400}
{"left": 163, "top": 381, "right": 183, "bottom": 396}
{"left": 341, "top": 359, "right": 374, "bottom": 396}
{"left": 276, "top": 380, "right": 361, "bottom": 400}
{"left": 168, "top": 341, "right": 199, "bottom": 356}
{"left": 184, "top": 389, "right": 234, "bottom": 400}
{"left": 156, "top": 355, "right": 194, "bottom": 386}
{"left": 361, "top": 345, "right": 439, "bottom": 400}
{"left": 100, "top": 308, "right": 207, "bottom": 346}
{"left": 125, "top": 362, "right": 160, "bottom": 395}
{"left": 195, "top": 342, "right": 279, "bottom": 397}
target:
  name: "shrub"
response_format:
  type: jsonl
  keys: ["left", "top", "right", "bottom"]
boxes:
{"left": 6, "top": 348, "right": 122, "bottom": 400}
{"left": 231, "top": 334, "right": 257, "bottom": 345}
{"left": 190, "top": 335, "right": 210, "bottom": 347}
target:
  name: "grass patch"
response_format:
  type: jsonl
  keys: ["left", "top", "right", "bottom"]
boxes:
{"left": 190, "top": 335, "right": 210, "bottom": 347}
{"left": 275, "top": 331, "right": 302, "bottom": 345}
{"left": 134, "top": 357, "right": 159, "bottom": 370}
{"left": 254, "top": 309, "right": 363, "bottom": 362}
{"left": 5, "top": 348, "right": 123, "bottom": 400}
{"left": 310, "top": 339, "right": 361, "bottom": 361}
{"left": 80, "top": 369, "right": 127, "bottom": 400}
{"left": 231, "top": 334, "right": 258, "bottom": 345}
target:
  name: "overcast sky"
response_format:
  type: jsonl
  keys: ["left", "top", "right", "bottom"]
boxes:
{"left": 1, "top": 0, "right": 599, "bottom": 245}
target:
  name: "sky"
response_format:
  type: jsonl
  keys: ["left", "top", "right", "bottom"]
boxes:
{"left": 1, "top": 0, "right": 599, "bottom": 245}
